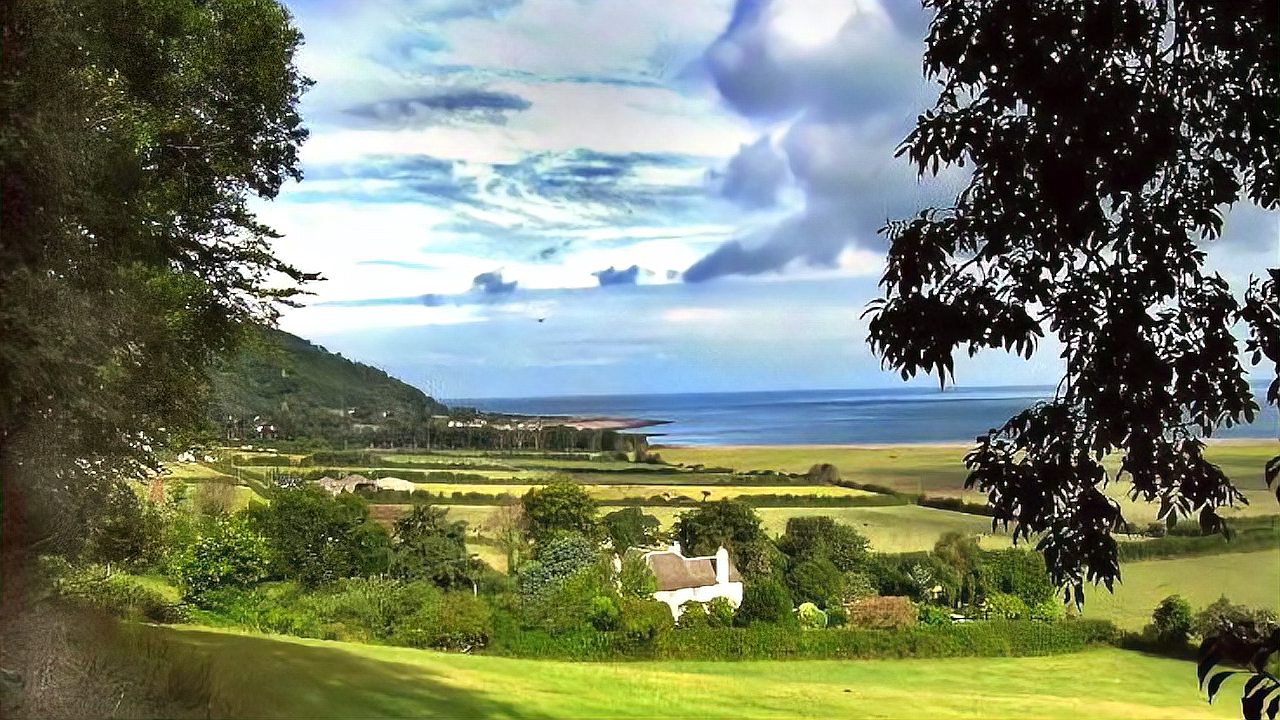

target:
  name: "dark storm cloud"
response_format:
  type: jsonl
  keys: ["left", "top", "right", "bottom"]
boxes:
{"left": 593, "top": 265, "right": 642, "bottom": 286}
{"left": 472, "top": 270, "right": 518, "bottom": 295}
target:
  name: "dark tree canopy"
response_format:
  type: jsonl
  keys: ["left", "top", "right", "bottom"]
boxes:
{"left": 1, "top": 0, "right": 312, "bottom": 553}
{"left": 869, "top": 0, "right": 1279, "bottom": 602}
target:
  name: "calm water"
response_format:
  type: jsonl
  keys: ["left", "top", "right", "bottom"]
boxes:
{"left": 453, "top": 385, "right": 1278, "bottom": 446}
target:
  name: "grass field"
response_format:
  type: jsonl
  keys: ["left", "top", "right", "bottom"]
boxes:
{"left": 1085, "top": 550, "right": 1280, "bottom": 630}
{"left": 156, "top": 626, "right": 1234, "bottom": 719}
{"left": 658, "top": 441, "right": 1280, "bottom": 496}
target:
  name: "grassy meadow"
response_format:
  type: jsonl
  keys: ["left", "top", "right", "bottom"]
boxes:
{"left": 156, "top": 625, "right": 1235, "bottom": 719}
{"left": 1081, "top": 550, "right": 1280, "bottom": 630}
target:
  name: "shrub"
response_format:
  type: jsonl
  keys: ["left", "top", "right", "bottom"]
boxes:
{"left": 1150, "top": 595, "right": 1193, "bottom": 645}
{"left": 677, "top": 601, "right": 710, "bottom": 629}
{"left": 47, "top": 564, "right": 186, "bottom": 624}
{"left": 522, "top": 482, "right": 599, "bottom": 544}
{"left": 806, "top": 463, "right": 840, "bottom": 485}
{"left": 589, "top": 595, "right": 622, "bottom": 631}
{"left": 620, "top": 597, "right": 674, "bottom": 645}
{"left": 706, "top": 597, "right": 736, "bottom": 628}
{"left": 1029, "top": 597, "right": 1066, "bottom": 623}
{"left": 919, "top": 605, "right": 953, "bottom": 626}
{"left": 787, "top": 557, "right": 846, "bottom": 607}
{"left": 847, "top": 596, "right": 917, "bottom": 629}
{"left": 736, "top": 578, "right": 794, "bottom": 626}
{"left": 797, "top": 602, "right": 828, "bottom": 629}
{"left": 518, "top": 533, "right": 597, "bottom": 598}
{"left": 986, "top": 592, "right": 1030, "bottom": 620}
{"left": 979, "top": 549, "right": 1055, "bottom": 608}
{"left": 826, "top": 604, "right": 849, "bottom": 628}
{"left": 1192, "top": 596, "right": 1277, "bottom": 639}
{"left": 618, "top": 550, "right": 657, "bottom": 599}
{"left": 173, "top": 515, "right": 270, "bottom": 602}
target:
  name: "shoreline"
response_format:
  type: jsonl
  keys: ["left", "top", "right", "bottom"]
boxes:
{"left": 651, "top": 437, "right": 1275, "bottom": 450}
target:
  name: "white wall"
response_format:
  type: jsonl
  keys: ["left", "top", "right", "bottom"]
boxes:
{"left": 654, "top": 581, "right": 743, "bottom": 620}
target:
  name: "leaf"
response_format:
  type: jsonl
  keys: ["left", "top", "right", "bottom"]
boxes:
{"left": 1197, "top": 637, "right": 1220, "bottom": 687}
{"left": 1265, "top": 692, "right": 1280, "bottom": 720}
{"left": 1207, "top": 671, "right": 1237, "bottom": 703}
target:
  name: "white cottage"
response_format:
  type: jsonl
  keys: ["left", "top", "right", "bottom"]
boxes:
{"left": 642, "top": 542, "right": 743, "bottom": 620}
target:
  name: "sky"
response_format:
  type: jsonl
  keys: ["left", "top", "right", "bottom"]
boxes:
{"left": 260, "top": 0, "right": 1279, "bottom": 400}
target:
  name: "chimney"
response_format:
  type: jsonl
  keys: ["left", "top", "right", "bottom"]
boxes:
{"left": 715, "top": 546, "right": 729, "bottom": 585}
{"left": 670, "top": 540, "right": 682, "bottom": 555}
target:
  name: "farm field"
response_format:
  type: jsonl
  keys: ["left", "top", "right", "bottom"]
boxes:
{"left": 1083, "top": 550, "right": 1280, "bottom": 630}
{"left": 157, "top": 626, "right": 1235, "bottom": 719}
{"left": 658, "top": 441, "right": 1280, "bottom": 496}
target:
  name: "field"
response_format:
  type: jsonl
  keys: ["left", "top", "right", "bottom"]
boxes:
{"left": 158, "top": 626, "right": 1235, "bottom": 719}
{"left": 181, "top": 440, "right": 1278, "bottom": 563}
{"left": 1082, "top": 550, "right": 1280, "bottom": 630}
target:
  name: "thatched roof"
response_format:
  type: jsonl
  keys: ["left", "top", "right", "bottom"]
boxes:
{"left": 644, "top": 551, "right": 742, "bottom": 591}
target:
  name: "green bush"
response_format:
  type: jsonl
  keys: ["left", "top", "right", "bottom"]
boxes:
{"left": 736, "top": 578, "right": 794, "bottom": 626}
{"left": 488, "top": 619, "right": 1120, "bottom": 661}
{"left": 172, "top": 515, "right": 270, "bottom": 602}
{"left": 986, "top": 592, "right": 1030, "bottom": 620}
{"left": 677, "top": 601, "right": 710, "bottom": 629}
{"left": 517, "top": 533, "right": 598, "bottom": 599}
{"left": 706, "top": 597, "right": 736, "bottom": 628}
{"left": 393, "top": 592, "right": 493, "bottom": 651}
{"left": 1192, "top": 596, "right": 1277, "bottom": 639}
{"left": 1029, "top": 597, "right": 1066, "bottom": 623}
{"left": 589, "top": 595, "right": 622, "bottom": 631}
{"left": 1151, "top": 595, "right": 1193, "bottom": 645}
{"left": 797, "top": 602, "right": 828, "bottom": 629}
{"left": 919, "top": 605, "right": 953, "bottom": 626}
{"left": 47, "top": 563, "right": 186, "bottom": 624}
{"left": 620, "top": 597, "right": 675, "bottom": 646}
{"left": 826, "top": 604, "right": 849, "bottom": 628}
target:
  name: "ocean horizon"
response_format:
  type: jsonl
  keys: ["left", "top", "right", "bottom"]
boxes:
{"left": 452, "top": 384, "right": 1279, "bottom": 446}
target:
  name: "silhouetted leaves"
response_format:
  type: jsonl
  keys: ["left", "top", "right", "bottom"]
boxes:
{"left": 869, "top": 0, "right": 1280, "bottom": 606}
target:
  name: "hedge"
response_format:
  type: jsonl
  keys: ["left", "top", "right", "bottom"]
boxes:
{"left": 487, "top": 619, "right": 1120, "bottom": 661}
{"left": 1117, "top": 518, "right": 1279, "bottom": 562}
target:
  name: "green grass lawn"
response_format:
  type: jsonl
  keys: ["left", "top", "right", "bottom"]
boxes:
{"left": 1084, "top": 550, "right": 1280, "bottom": 630}
{"left": 151, "top": 626, "right": 1235, "bottom": 719}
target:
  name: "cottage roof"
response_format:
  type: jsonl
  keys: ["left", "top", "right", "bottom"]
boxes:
{"left": 645, "top": 551, "right": 742, "bottom": 591}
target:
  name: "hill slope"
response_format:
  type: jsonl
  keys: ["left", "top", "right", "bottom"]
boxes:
{"left": 210, "top": 328, "right": 446, "bottom": 442}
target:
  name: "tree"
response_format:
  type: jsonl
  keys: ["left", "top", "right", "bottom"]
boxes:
{"left": 735, "top": 577, "right": 794, "bottom": 627}
{"left": 777, "top": 516, "right": 870, "bottom": 572}
{"left": 673, "top": 499, "right": 775, "bottom": 576}
{"left": 516, "top": 533, "right": 597, "bottom": 598}
{"left": 786, "top": 557, "right": 846, "bottom": 608}
{"left": 481, "top": 501, "right": 528, "bottom": 574}
{"left": 246, "top": 486, "right": 390, "bottom": 587}
{"left": 602, "top": 507, "right": 663, "bottom": 551}
{"left": 2, "top": 0, "right": 311, "bottom": 560}
{"left": 521, "top": 481, "right": 599, "bottom": 545}
{"left": 1152, "top": 595, "right": 1194, "bottom": 646}
{"left": 932, "top": 532, "right": 983, "bottom": 605}
{"left": 391, "top": 505, "right": 471, "bottom": 590}
{"left": 172, "top": 514, "right": 270, "bottom": 602}
{"left": 867, "top": 1, "right": 1279, "bottom": 607}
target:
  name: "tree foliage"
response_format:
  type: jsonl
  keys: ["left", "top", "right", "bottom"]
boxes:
{"left": 246, "top": 486, "right": 390, "bottom": 588}
{"left": 391, "top": 505, "right": 471, "bottom": 590}
{"left": 868, "top": 0, "right": 1280, "bottom": 602}
{"left": 521, "top": 481, "right": 599, "bottom": 545}
{"left": 602, "top": 507, "right": 663, "bottom": 552}
{"left": 674, "top": 499, "right": 774, "bottom": 576}
{"left": 1, "top": 0, "right": 312, "bottom": 554}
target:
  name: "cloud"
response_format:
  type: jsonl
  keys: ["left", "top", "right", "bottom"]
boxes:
{"left": 685, "top": 0, "right": 952, "bottom": 282}
{"left": 594, "top": 265, "right": 642, "bottom": 286}
{"left": 473, "top": 270, "right": 519, "bottom": 294}
{"left": 343, "top": 89, "right": 532, "bottom": 128}
{"left": 719, "top": 135, "right": 789, "bottom": 208}
{"left": 356, "top": 259, "right": 439, "bottom": 270}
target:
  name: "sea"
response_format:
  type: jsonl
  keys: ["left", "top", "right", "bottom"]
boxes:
{"left": 452, "top": 385, "right": 1278, "bottom": 446}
